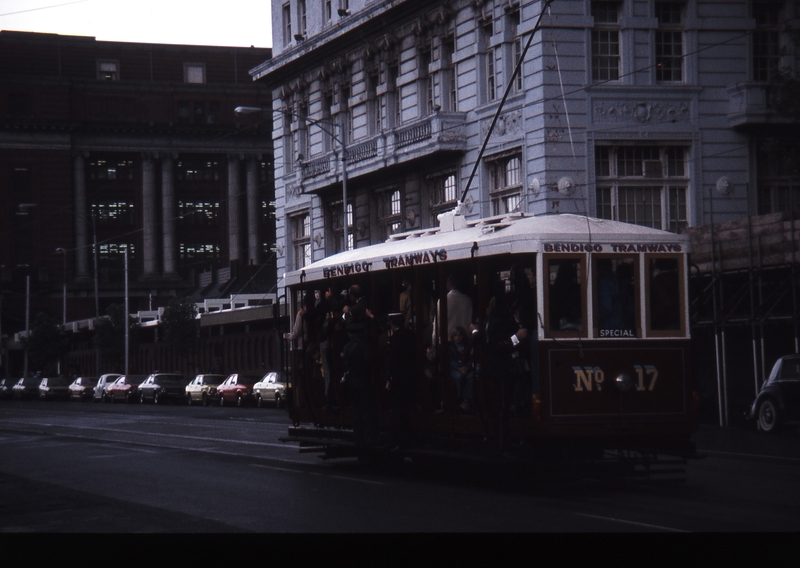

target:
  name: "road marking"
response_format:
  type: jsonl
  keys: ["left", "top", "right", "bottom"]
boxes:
{"left": 0, "top": 420, "right": 294, "bottom": 449}
{"left": 249, "top": 463, "right": 387, "bottom": 486}
{"left": 575, "top": 513, "right": 687, "bottom": 532}
{"left": 703, "top": 450, "right": 800, "bottom": 464}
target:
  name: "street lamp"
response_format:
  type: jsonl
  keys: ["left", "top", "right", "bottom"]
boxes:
{"left": 234, "top": 106, "right": 351, "bottom": 251}
{"left": 56, "top": 247, "right": 66, "bottom": 326}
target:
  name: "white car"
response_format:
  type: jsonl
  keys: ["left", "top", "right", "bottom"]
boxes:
{"left": 93, "top": 373, "right": 122, "bottom": 402}
{"left": 253, "top": 372, "right": 287, "bottom": 408}
{"left": 184, "top": 374, "right": 226, "bottom": 406}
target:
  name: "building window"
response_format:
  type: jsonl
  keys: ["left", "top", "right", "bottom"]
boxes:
{"left": 325, "top": 0, "right": 332, "bottom": 21}
{"left": 184, "top": 63, "right": 206, "bottom": 84}
{"left": 92, "top": 201, "right": 135, "bottom": 225}
{"left": 179, "top": 244, "right": 220, "bottom": 263}
{"left": 488, "top": 153, "right": 522, "bottom": 216}
{"left": 178, "top": 201, "right": 220, "bottom": 226}
{"left": 482, "top": 20, "right": 496, "bottom": 102}
{"left": 655, "top": 2, "right": 684, "bottom": 83}
{"left": 291, "top": 213, "right": 311, "bottom": 269}
{"left": 176, "top": 159, "right": 220, "bottom": 182}
{"left": 378, "top": 189, "right": 403, "bottom": 239}
{"left": 507, "top": 9, "right": 523, "bottom": 94}
{"left": 591, "top": 1, "right": 621, "bottom": 82}
{"left": 428, "top": 171, "right": 458, "bottom": 227}
{"left": 417, "top": 43, "right": 434, "bottom": 116}
{"left": 367, "top": 71, "right": 380, "bottom": 134}
{"left": 97, "top": 60, "right": 119, "bottom": 81}
{"left": 87, "top": 158, "right": 135, "bottom": 181}
{"left": 756, "top": 141, "right": 800, "bottom": 214}
{"left": 339, "top": 84, "right": 353, "bottom": 144}
{"left": 388, "top": 63, "right": 401, "bottom": 127}
{"left": 298, "top": 0, "right": 307, "bottom": 36}
{"left": 595, "top": 145, "right": 688, "bottom": 232}
{"left": 441, "top": 37, "right": 457, "bottom": 111}
{"left": 752, "top": 0, "right": 784, "bottom": 82}
{"left": 330, "top": 200, "right": 353, "bottom": 253}
{"left": 283, "top": 3, "right": 292, "bottom": 46}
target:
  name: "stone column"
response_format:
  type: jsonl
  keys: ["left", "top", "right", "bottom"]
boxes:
{"left": 228, "top": 155, "right": 241, "bottom": 262}
{"left": 142, "top": 154, "right": 158, "bottom": 276}
{"left": 161, "top": 155, "right": 176, "bottom": 275}
{"left": 246, "top": 158, "right": 259, "bottom": 265}
{"left": 73, "top": 154, "right": 89, "bottom": 279}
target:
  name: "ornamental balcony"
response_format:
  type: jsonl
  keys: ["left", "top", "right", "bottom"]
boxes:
{"left": 297, "top": 111, "right": 467, "bottom": 194}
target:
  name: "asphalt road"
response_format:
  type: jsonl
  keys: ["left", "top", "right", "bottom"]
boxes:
{"left": 1, "top": 399, "right": 799, "bottom": 533}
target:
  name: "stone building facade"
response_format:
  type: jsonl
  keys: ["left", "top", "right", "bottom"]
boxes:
{"left": 251, "top": 0, "right": 798, "bottom": 279}
{"left": 0, "top": 31, "right": 274, "bottom": 374}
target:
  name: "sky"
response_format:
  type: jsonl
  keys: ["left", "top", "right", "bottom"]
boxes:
{"left": 0, "top": 0, "right": 273, "bottom": 47}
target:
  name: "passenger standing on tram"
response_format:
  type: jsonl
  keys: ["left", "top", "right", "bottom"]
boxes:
{"left": 385, "top": 313, "right": 415, "bottom": 449}
{"left": 341, "top": 321, "right": 375, "bottom": 450}
{"left": 399, "top": 278, "right": 413, "bottom": 329}
{"left": 480, "top": 283, "right": 528, "bottom": 455}
{"left": 309, "top": 286, "right": 341, "bottom": 411}
{"left": 449, "top": 326, "right": 475, "bottom": 413}
{"left": 434, "top": 274, "right": 473, "bottom": 342}
{"left": 423, "top": 306, "right": 444, "bottom": 413}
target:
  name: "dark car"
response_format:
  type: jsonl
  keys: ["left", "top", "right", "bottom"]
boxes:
{"left": 749, "top": 355, "right": 800, "bottom": 433}
{"left": 139, "top": 373, "right": 188, "bottom": 404}
{"left": 68, "top": 376, "right": 98, "bottom": 401}
{"left": 12, "top": 377, "right": 42, "bottom": 399}
{"left": 217, "top": 374, "right": 261, "bottom": 407}
{"left": 0, "top": 378, "right": 16, "bottom": 399}
{"left": 106, "top": 375, "right": 148, "bottom": 403}
{"left": 39, "top": 377, "right": 71, "bottom": 400}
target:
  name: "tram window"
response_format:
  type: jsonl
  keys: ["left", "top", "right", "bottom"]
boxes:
{"left": 547, "top": 258, "right": 583, "bottom": 333}
{"left": 648, "top": 257, "right": 681, "bottom": 332}
{"left": 594, "top": 257, "right": 637, "bottom": 337}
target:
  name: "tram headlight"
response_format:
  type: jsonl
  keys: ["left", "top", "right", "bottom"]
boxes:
{"left": 615, "top": 373, "right": 633, "bottom": 392}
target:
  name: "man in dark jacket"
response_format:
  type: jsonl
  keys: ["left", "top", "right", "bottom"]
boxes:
{"left": 341, "top": 322, "right": 375, "bottom": 450}
{"left": 385, "top": 313, "right": 415, "bottom": 449}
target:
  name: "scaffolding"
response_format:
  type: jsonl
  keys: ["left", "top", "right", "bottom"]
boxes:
{"left": 687, "top": 207, "right": 800, "bottom": 426}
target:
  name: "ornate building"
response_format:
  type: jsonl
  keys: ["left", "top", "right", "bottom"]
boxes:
{"left": 250, "top": 0, "right": 799, "bottom": 281}
{"left": 0, "top": 31, "right": 274, "bottom": 376}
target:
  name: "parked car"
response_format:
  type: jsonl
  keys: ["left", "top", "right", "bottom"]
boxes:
{"left": 185, "top": 374, "right": 226, "bottom": 406}
{"left": 94, "top": 374, "right": 122, "bottom": 402}
{"left": 12, "top": 377, "right": 42, "bottom": 399}
{"left": 253, "top": 372, "right": 288, "bottom": 408}
{"left": 749, "top": 355, "right": 800, "bottom": 433}
{"left": 217, "top": 374, "right": 261, "bottom": 407}
{"left": 106, "top": 375, "right": 148, "bottom": 403}
{"left": 139, "top": 373, "right": 189, "bottom": 404}
{"left": 0, "top": 378, "right": 16, "bottom": 399}
{"left": 68, "top": 377, "right": 98, "bottom": 401}
{"left": 38, "top": 377, "right": 71, "bottom": 400}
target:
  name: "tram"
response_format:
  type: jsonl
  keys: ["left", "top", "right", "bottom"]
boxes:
{"left": 280, "top": 212, "right": 697, "bottom": 467}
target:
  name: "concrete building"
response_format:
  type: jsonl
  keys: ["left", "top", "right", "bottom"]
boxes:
{"left": 250, "top": 0, "right": 799, "bottom": 281}
{"left": 0, "top": 31, "right": 274, "bottom": 376}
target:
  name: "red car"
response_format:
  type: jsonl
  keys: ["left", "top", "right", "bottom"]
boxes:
{"left": 106, "top": 375, "right": 148, "bottom": 403}
{"left": 217, "top": 374, "right": 261, "bottom": 407}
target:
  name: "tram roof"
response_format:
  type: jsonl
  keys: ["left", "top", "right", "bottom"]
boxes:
{"left": 285, "top": 213, "right": 690, "bottom": 286}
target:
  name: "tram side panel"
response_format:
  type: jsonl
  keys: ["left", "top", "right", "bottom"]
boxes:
{"left": 541, "top": 340, "right": 695, "bottom": 439}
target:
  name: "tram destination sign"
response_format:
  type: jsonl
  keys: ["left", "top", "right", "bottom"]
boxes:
{"left": 544, "top": 242, "right": 683, "bottom": 253}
